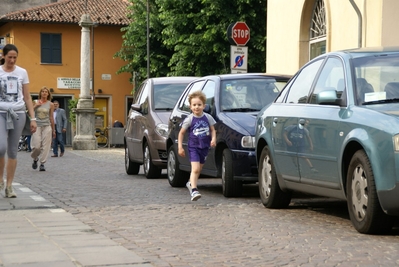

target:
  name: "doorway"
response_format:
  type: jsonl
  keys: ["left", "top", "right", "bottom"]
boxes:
{"left": 52, "top": 96, "right": 73, "bottom": 146}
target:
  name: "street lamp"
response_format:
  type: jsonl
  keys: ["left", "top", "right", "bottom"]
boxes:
{"left": 146, "top": 0, "right": 150, "bottom": 79}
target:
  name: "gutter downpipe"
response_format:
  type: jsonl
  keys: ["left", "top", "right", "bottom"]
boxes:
{"left": 349, "top": 0, "right": 363, "bottom": 48}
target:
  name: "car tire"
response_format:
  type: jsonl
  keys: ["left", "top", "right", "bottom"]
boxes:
{"left": 346, "top": 150, "right": 395, "bottom": 234}
{"left": 125, "top": 144, "right": 140, "bottom": 175}
{"left": 167, "top": 146, "right": 189, "bottom": 187}
{"left": 222, "top": 148, "right": 243, "bottom": 197}
{"left": 143, "top": 142, "right": 162, "bottom": 178}
{"left": 258, "top": 146, "right": 291, "bottom": 208}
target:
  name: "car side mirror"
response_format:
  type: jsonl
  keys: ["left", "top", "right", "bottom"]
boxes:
{"left": 131, "top": 103, "right": 142, "bottom": 113}
{"left": 316, "top": 90, "right": 344, "bottom": 106}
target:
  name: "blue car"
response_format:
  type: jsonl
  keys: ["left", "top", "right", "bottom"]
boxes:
{"left": 255, "top": 47, "right": 399, "bottom": 234}
{"left": 166, "top": 73, "right": 290, "bottom": 197}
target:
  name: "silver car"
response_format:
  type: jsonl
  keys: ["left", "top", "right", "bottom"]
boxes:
{"left": 125, "top": 76, "right": 197, "bottom": 178}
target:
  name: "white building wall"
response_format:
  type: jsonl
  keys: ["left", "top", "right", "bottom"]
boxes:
{"left": 380, "top": 0, "right": 399, "bottom": 46}
{"left": 266, "top": 0, "right": 305, "bottom": 75}
{"left": 267, "top": 0, "right": 399, "bottom": 75}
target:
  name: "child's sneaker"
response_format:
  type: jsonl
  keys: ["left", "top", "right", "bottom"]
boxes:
{"left": 186, "top": 181, "right": 192, "bottom": 194}
{"left": 191, "top": 190, "right": 201, "bottom": 201}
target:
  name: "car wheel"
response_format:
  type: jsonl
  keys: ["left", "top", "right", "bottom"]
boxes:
{"left": 346, "top": 150, "right": 395, "bottom": 234}
{"left": 258, "top": 146, "right": 291, "bottom": 208}
{"left": 222, "top": 148, "right": 242, "bottom": 197}
{"left": 125, "top": 144, "right": 140, "bottom": 175}
{"left": 167, "top": 146, "right": 189, "bottom": 187}
{"left": 143, "top": 142, "right": 161, "bottom": 178}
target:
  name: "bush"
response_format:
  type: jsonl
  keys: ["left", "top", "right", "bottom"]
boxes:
{"left": 68, "top": 98, "right": 79, "bottom": 125}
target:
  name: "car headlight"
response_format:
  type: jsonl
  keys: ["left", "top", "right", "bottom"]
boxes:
{"left": 393, "top": 134, "right": 399, "bottom": 151}
{"left": 155, "top": 123, "right": 169, "bottom": 138}
{"left": 241, "top": 136, "right": 255, "bottom": 148}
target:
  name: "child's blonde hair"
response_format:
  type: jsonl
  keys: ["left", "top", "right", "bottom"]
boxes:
{"left": 188, "top": 90, "right": 206, "bottom": 104}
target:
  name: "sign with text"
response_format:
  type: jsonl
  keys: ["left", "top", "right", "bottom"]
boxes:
{"left": 102, "top": 74, "right": 111, "bottom": 80}
{"left": 57, "top": 77, "right": 81, "bottom": 89}
{"left": 227, "top": 22, "right": 250, "bottom": 46}
{"left": 230, "top": 45, "right": 248, "bottom": 73}
{"left": 57, "top": 77, "right": 93, "bottom": 89}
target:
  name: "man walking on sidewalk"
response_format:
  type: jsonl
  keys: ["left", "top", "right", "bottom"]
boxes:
{"left": 51, "top": 100, "right": 67, "bottom": 157}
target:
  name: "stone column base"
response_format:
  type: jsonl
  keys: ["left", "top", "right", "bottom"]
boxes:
{"left": 72, "top": 139, "right": 97, "bottom": 150}
{"left": 72, "top": 105, "right": 98, "bottom": 150}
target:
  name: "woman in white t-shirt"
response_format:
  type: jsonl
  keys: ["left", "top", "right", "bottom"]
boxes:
{"left": 0, "top": 44, "right": 37, "bottom": 198}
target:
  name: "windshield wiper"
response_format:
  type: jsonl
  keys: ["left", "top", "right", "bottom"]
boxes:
{"left": 222, "top": 108, "right": 260, "bottom": 112}
{"left": 154, "top": 107, "right": 173, "bottom": 111}
{"left": 362, "top": 98, "right": 399, "bottom": 105}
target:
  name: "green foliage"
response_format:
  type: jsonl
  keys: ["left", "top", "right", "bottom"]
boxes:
{"left": 68, "top": 98, "right": 79, "bottom": 126}
{"left": 115, "top": 0, "right": 267, "bottom": 83}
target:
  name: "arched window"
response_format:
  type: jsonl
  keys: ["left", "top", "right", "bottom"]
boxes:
{"left": 309, "top": 0, "right": 326, "bottom": 59}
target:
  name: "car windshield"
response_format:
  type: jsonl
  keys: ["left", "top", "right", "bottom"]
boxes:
{"left": 220, "top": 78, "right": 285, "bottom": 111}
{"left": 153, "top": 83, "right": 189, "bottom": 110}
{"left": 353, "top": 53, "right": 399, "bottom": 105}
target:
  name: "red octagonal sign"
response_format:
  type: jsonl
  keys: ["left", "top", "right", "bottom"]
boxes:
{"left": 231, "top": 22, "right": 250, "bottom": 46}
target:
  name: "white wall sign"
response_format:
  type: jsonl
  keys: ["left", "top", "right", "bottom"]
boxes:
{"left": 230, "top": 45, "right": 248, "bottom": 73}
{"left": 102, "top": 74, "right": 111, "bottom": 80}
{"left": 57, "top": 77, "right": 81, "bottom": 89}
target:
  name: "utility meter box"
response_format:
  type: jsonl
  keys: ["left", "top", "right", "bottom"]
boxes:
{"left": 109, "top": 128, "right": 124, "bottom": 145}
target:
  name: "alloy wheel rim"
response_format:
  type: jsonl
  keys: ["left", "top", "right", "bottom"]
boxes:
{"left": 144, "top": 146, "right": 150, "bottom": 173}
{"left": 168, "top": 151, "right": 175, "bottom": 181}
{"left": 351, "top": 165, "right": 368, "bottom": 221}
{"left": 125, "top": 147, "right": 129, "bottom": 169}
{"left": 261, "top": 155, "right": 272, "bottom": 198}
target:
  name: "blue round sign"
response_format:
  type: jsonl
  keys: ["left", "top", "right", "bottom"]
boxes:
{"left": 235, "top": 56, "right": 244, "bottom": 67}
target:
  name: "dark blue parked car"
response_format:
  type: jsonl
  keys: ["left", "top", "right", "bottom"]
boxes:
{"left": 166, "top": 73, "right": 291, "bottom": 197}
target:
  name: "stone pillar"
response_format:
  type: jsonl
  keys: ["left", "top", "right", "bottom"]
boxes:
{"left": 72, "top": 14, "right": 98, "bottom": 150}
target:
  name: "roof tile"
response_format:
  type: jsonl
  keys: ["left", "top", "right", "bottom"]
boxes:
{"left": 0, "top": 0, "right": 131, "bottom": 26}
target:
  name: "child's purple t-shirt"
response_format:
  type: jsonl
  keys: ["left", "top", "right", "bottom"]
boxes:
{"left": 182, "top": 113, "right": 216, "bottom": 149}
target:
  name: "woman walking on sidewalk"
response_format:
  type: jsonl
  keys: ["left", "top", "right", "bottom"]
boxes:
{"left": 0, "top": 44, "right": 37, "bottom": 198}
{"left": 31, "top": 86, "right": 55, "bottom": 171}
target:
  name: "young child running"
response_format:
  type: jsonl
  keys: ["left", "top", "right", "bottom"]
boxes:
{"left": 178, "top": 90, "right": 216, "bottom": 201}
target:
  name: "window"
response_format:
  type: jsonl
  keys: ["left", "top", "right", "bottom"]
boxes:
{"left": 137, "top": 83, "right": 149, "bottom": 107}
{"left": 133, "top": 82, "right": 147, "bottom": 105}
{"left": 309, "top": 57, "right": 345, "bottom": 104}
{"left": 179, "top": 80, "right": 205, "bottom": 112}
{"left": 309, "top": 0, "right": 326, "bottom": 60}
{"left": 153, "top": 83, "right": 189, "bottom": 110}
{"left": 41, "top": 33, "right": 62, "bottom": 64}
{"left": 285, "top": 59, "right": 323, "bottom": 104}
{"left": 202, "top": 80, "right": 215, "bottom": 111}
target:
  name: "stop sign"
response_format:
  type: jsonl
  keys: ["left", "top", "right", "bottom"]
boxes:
{"left": 228, "top": 22, "right": 250, "bottom": 46}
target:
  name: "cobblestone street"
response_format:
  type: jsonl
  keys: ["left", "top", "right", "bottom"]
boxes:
{"left": 9, "top": 147, "right": 399, "bottom": 267}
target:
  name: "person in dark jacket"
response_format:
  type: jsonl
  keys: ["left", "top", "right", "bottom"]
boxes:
{"left": 51, "top": 100, "right": 67, "bottom": 157}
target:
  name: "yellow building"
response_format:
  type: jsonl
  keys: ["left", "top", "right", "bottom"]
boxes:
{"left": 266, "top": 0, "right": 399, "bottom": 75}
{"left": 0, "top": 0, "right": 133, "bottom": 145}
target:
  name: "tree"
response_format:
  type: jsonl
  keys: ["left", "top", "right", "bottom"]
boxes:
{"left": 115, "top": 0, "right": 169, "bottom": 82}
{"left": 115, "top": 0, "right": 266, "bottom": 84}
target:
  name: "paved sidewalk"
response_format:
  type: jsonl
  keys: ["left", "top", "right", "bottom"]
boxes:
{"left": 0, "top": 150, "right": 153, "bottom": 267}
